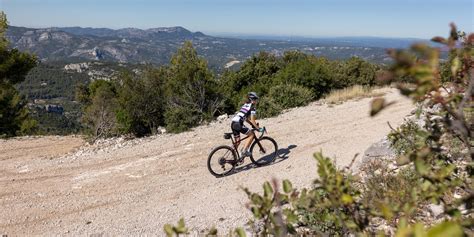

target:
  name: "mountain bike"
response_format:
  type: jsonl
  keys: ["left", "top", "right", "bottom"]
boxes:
{"left": 207, "top": 127, "right": 278, "bottom": 177}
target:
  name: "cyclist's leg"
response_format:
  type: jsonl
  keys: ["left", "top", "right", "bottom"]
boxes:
{"left": 241, "top": 124, "right": 254, "bottom": 152}
{"left": 231, "top": 121, "right": 241, "bottom": 147}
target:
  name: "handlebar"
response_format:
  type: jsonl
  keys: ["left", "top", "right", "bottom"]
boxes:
{"left": 252, "top": 126, "right": 266, "bottom": 139}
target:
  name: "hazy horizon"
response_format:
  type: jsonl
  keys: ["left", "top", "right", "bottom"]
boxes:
{"left": 2, "top": 0, "right": 473, "bottom": 38}
{"left": 8, "top": 24, "right": 437, "bottom": 40}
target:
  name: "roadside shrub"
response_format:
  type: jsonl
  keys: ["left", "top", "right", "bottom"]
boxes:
{"left": 256, "top": 84, "right": 313, "bottom": 118}
{"left": 219, "top": 52, "right": 283, "bottom": 109}
{"left": 257, "top": 96, "right": 282, "bottom": 118}
{"left": 296, "top": 189, "right": 349, "bottom": 235}
{"left": 77, "top": 80, "right": 119, "bottom": 138}
{"left": 336, "top": 57, "right": 379, "bottom": 87}
{"left": 387, "top": 120, "right": 428, "bottom": 155}
{"left": 164, "top": 106, "right": 200, "bottom": 133}
{"left": 360, "top": 159, "right": 423, "bottom": 222}
{"left": 273, "top": 56, "right": 333, "bottom": 99}
{"left": 267, "top": 84, "right": 313, "bottom": 110}
{"left": 116, "top": 70, "right": 165, "bottom": 137}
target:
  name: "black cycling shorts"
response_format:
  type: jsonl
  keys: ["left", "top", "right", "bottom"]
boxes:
{"left": 231, "top": 121, "right": 250, "bottom": 136}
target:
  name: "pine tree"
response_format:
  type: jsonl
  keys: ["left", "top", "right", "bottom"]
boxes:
{"left": 0, "top": 12, "right": 37, "bottom": 137}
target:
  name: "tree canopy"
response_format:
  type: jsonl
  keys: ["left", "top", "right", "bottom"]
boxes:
{"left": 0, "top": 12, "right": 38, "bottom": 137}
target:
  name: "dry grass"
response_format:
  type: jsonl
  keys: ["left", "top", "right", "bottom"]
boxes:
{"left": 324, "top": 85, "right": 386, "bottom": 104}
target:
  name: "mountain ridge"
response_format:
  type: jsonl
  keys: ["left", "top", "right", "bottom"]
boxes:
{"left": 6, "top": 25, "right": 418, "bottom": 68}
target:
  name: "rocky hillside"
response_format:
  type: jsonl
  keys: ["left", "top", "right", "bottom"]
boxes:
{"left": 6, "top": 26, "right": 391, "bottom": 68}
{"left": 6, "top": 26, "right": 208, "bottom": 64}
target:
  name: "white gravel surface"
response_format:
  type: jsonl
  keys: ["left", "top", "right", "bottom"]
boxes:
{"left": 0, "top": 88, "right": 413, "bottom": 235}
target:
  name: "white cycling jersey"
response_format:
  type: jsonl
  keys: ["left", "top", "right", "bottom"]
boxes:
{"left": 232, "top": 102, "right": 256, "bottom": 123}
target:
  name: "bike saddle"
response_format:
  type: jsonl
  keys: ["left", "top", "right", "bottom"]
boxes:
{"left": 223, "top": 133, "right": 233, "bottom": 139}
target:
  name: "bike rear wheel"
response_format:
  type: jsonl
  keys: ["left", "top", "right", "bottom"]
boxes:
{"left": 207, "top": 145, "right": 237, "bottom": 177}
{"left": 249, "top": 136, "right": 278, "bottom": 166}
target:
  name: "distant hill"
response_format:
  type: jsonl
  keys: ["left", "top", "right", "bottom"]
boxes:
{"left": 6, "top": 26, "right": 209, "bottom": 65}
{"left": 7, "top": 26, "right": 421, "bottom": 69}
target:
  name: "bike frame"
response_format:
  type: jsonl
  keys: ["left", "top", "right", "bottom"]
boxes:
{"left": 228, "top": 127, "right": 266, "bottom": 159}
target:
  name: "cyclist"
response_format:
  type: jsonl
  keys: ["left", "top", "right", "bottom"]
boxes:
{"left": 231, "top": 92, "right": 264, "bottom": 159}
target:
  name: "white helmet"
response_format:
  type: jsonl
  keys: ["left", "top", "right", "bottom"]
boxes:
{"left": 248, "top": 92, "right": 259, "bottom": 101}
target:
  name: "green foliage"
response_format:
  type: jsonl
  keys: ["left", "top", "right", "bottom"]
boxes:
{"left": 0, "top": 12, "right": 37, "bottom": 85}
{"left": 395, "top": 221, "right": 463, "bottom": 237}
{"left": 219, "top": 51, "right": 282, "bottom": 109}
{"left": 14, "top": 62, "right": 92, "bottom": 135}
{"left": 255, "top": 97, "right": 282, "bottom": 118}
{"left": 0, "top": 48, "right": 38, "bottom": 85}
{"left": 273, "top": 54, "right": 333, "bottom": 99}
{"left": 258, "top": 84, "right": 313, "bottom": 118}
{"left": 77, "top": 80, "right": 119, "bottom": 138}
{"left": 164, "top": 106, "right": 200, "bottom": 133}
{"left": 219, "top": 50, "right": 378, "bottom": 118}
{"left": 0, "top": 83, "right": 36, "bottom": 136}
{"left": 337, "top": 57, "right": 379, "bottom": 87}
{"left": 242, "top": 180, "right": 296, "bottom": 236}
{"left": 242, "top": 153, "right": 366, "bottom": 236}
{"left": 19, "top": 62, "right": 90, "bottom": 100}
{"left": 371, "top": 24, "right": 472, "bottom": 232}
{"left": 72, "top": 41, "right": 380, "bottom": 137}
{"left": 116, "top": 69, "right": 165, "bottom": 136}
{"left": 0, "top": 12, "right": 7, "bottom": 48}
{"left": 75, "top": 42, "right": 222, "bottom": 137}
{"left": 361, "top": 160, "right": 423, "bottom": 221}
{"left": 163, "top": 218, "right": 188, "bottom": 237}
{"left": 164, "top": 41, "right": 222, "bottom": 132}
{"left": 29, "top": 106, "right": 82, "bottom": 135}
{"left": 388, "top": 120, "right": 428, "bottom": 156}
{"left": 0, "top": 11, "right": 38, "bottom": 137}
{"left": 235, "top": 227, "right": 247, "bottom": 237}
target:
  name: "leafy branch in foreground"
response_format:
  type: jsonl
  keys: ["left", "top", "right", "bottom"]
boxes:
{"left": 164, "top": 218, "right": 188, "bottom": 237}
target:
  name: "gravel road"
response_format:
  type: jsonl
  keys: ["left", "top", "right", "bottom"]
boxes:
{"left": 0, "top": 88, "right": 413, "bottom": 235}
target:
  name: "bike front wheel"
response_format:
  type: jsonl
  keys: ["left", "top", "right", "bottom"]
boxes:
{"left": 249, "top": 136, "right": 278, "bottom": 166}
{"left": 207, "top": 145, "right": 237, "bottom": 177}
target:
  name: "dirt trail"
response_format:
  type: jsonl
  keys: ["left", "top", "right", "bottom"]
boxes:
{"left": 0, "top": 88, "right": 413, "bottom": 235}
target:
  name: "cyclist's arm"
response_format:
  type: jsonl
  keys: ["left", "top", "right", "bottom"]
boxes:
{"left": 246, "top": 114, "right": 259, "bottom": 129}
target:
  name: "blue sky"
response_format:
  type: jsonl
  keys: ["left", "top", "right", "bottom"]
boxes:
{"left": 1, "top": 0, "right": 472, "bottom": 38}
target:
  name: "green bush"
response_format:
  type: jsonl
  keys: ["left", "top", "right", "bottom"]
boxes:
{"left": 360, "top": 160, "right": 423, "bottom": 222}
{"left": 267, "top": 84, "right": 313, "bottom": 109}
{"left": 164, "top": 106, "right": 200, "bottom": 133}
{"left": 257, "top": 97, "right": 283, "bottom": 118}
{"left": 219, "top": 51, "right": 283, "bottom": 110}
{"left": 77, "top": 80, "right": 119, "bottom": 138}
{"left": 116, "top": 70, "right": 165, "bottom": 137}
{"left": 387, "top": 120, "right": 429, "bottom": 155}
{"left": 257, "top": 84, "right": 313, "bottom": 118}
{"left": 273, "top": 56, "right": 333, "bottom": 99}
